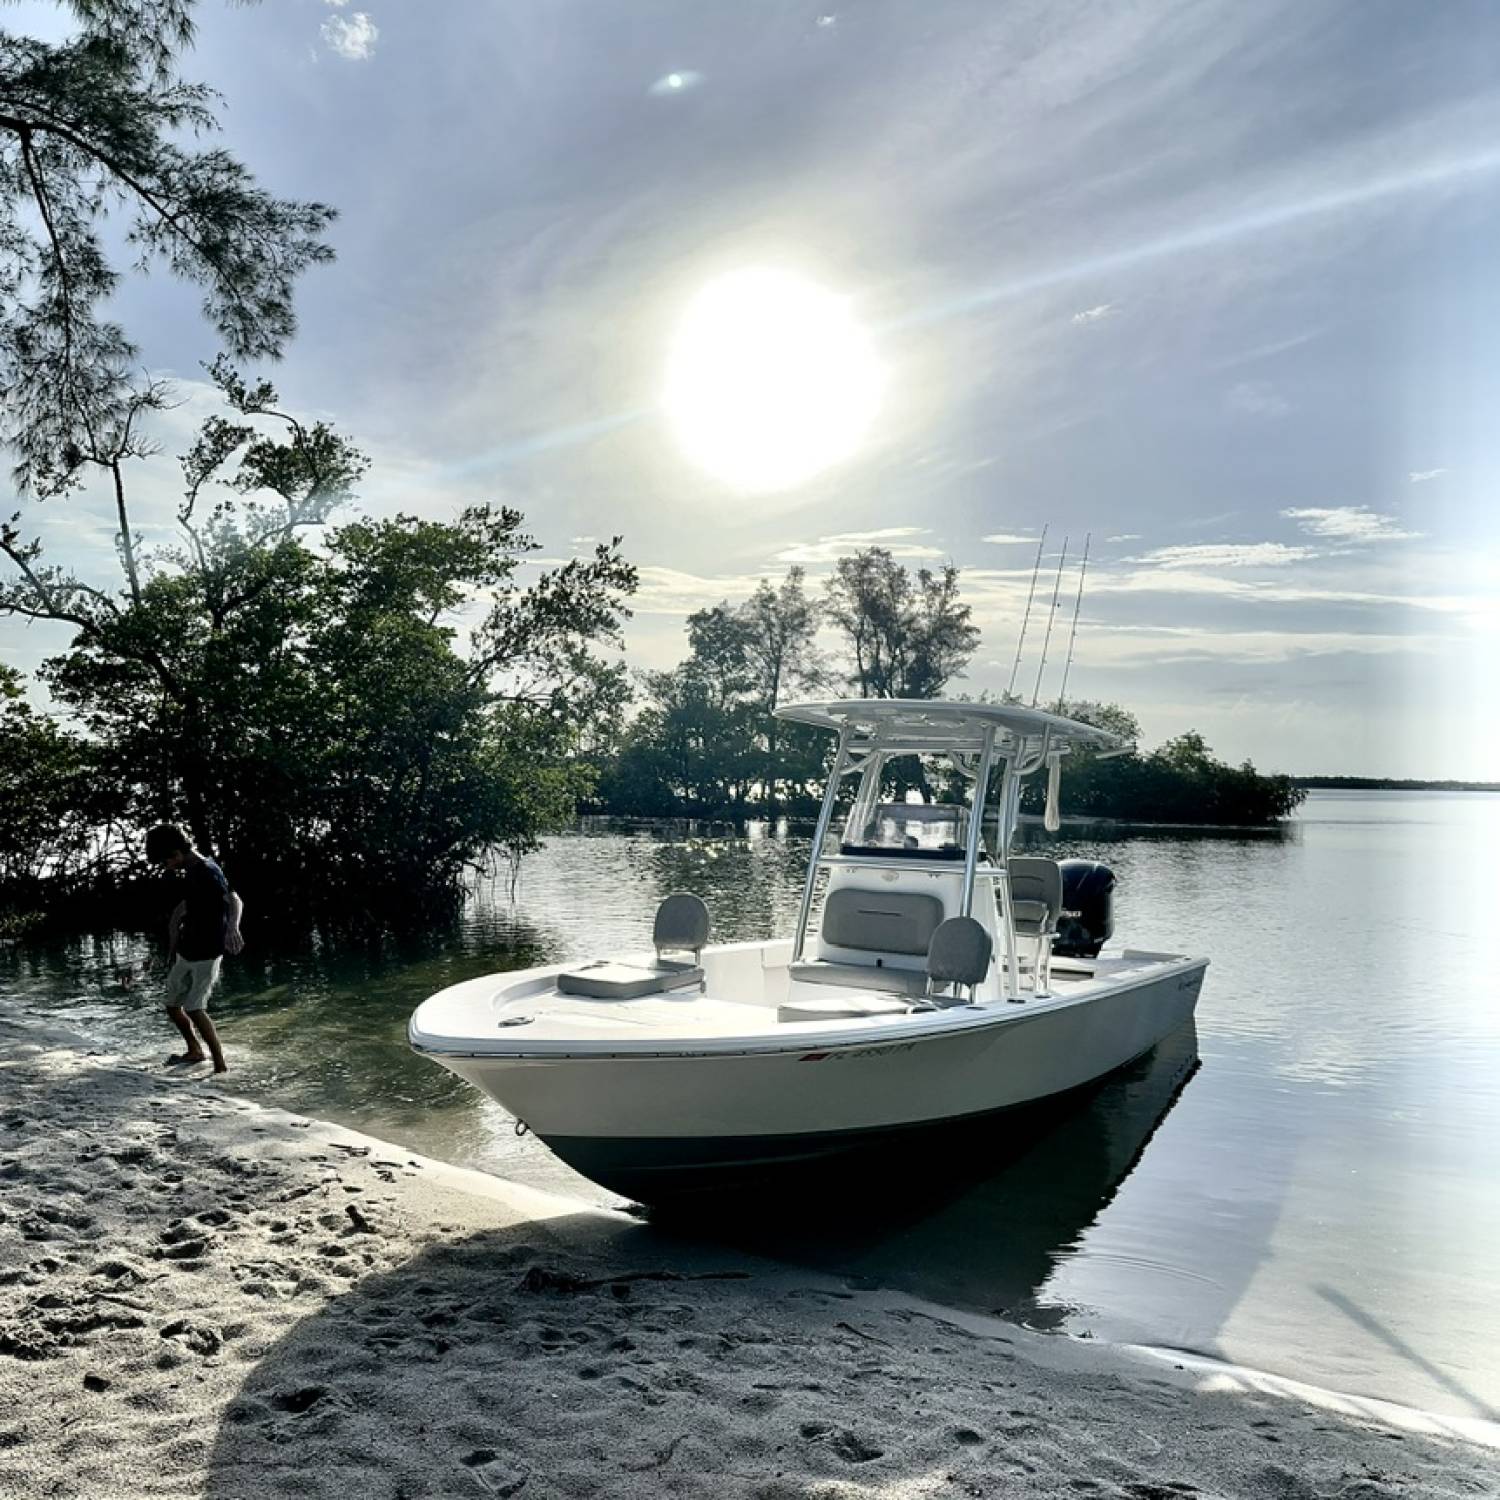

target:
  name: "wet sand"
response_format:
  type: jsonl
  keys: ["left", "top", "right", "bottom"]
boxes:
{"left": 2, "top": 1014, "right": 1496, "bottom": 1499}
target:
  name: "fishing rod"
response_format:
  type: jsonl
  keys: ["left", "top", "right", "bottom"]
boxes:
{"left": 1005, "top": 523, "right": 1048, "bottom": 700}
{"left": 1030, "top": 534, "right": 1069, "bottom": 707}
{"left": 1054, "top": 532, "right": 1091, "bottom": 712}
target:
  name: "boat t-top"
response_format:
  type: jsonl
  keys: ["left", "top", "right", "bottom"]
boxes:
{"left": 409, "top": 699, "right": 1208, "bottom": 1201}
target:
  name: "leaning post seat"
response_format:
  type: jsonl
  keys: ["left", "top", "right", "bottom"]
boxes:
{"left": 779, "top": 909, "right": 995, "bottom": 1021}
{"left": 818, "top": 887, "right": 944, "bottom": 957}
{"left": 557, "top": 892, "right": 710, "bottom": 1000}
{"left": 1006, "top": 856, "right": 1063, "bottom": 995}
{"left": 784, "top": 886, "right": 946, "bottom": 1004}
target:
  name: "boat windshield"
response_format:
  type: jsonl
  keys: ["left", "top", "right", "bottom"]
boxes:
{"left": 841, "top": 800, "right": 970, "bottom": 860}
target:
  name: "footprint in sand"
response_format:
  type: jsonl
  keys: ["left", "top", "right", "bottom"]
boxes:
{"left": 159, "top": 1318, "right": 222, "bottom": 1355}
{"left": 798, "top": 1422, "right": 883, "bottom": 1464}
{"left": 268, "top": 1385, "right": 328, "bottom": 1414}
{"left": 157, "top": 1237, "right": 209, "bottom": 1261}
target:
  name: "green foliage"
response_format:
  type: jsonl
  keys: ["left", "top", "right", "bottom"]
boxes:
{"left": 598, "top": 549, "right": 984, "bottom": 818}
{"left": 597, "top": 627, "right": 1303, "bottom": 827}
{"left": 1052, "top": 698, "right": 1141, "bottom": 744}
{"left": 0, "top": 664, "right": 117, "bottom": 911}
{"left": 597, "top": 551, "right": 990, "bottom": 819}
{"left": 824, "top": 548, "right": 979, "bottom": 698}
{"left": 1, "top": 373, "right": 637, "bottom": 923}
{"left": 595, "top": 568, "right": 828, "bottom": 817}
{"left": 1025, "top": 707, "right": 1306, "bottom": 825}
{"left": 0, "top": 1, "right": 336, "bottom": 491}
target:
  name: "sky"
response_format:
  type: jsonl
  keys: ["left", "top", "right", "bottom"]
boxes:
{"left": 4, "top": 0, "right": 1499, "bottom": 778}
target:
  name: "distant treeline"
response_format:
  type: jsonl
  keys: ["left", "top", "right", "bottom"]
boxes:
{"left": 586, "top": 555, "right": 1306, "bottom": 828}
{"left": 1294, "top": 777, "right": 1499, "bottom": 792}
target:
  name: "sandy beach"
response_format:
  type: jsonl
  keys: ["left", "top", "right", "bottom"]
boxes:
{"left": 2, "top": 1013, "right": 1496, "bottom": 1500}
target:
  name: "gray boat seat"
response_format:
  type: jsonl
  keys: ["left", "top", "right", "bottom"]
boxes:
{"left": 1008, "top": 859, "right": 1062, "bottom": 936}
{"left": 819, "top": 887, "right": 944, "bottom": 956}
{"left": 557, "top": 892, "right": 709, "bottom": 1000}
{"left": 925, "top": 915, "right": 993, "bottom": 1002}
{"left": 653, "top": 891, "right": 710, "bottom": 956}
{"left": 786, "top": 958, "right": 929, "bottom": 1000}
{"left": 783, "top": 886, "right": 946, "bottom": 1009}
{"left": 1007, "top": 857, "right": 1062, "bottom": 995}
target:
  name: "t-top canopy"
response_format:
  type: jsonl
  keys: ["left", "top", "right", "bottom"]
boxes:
{"left": 773, "top": 698, "right": 1127, "bottom": 755}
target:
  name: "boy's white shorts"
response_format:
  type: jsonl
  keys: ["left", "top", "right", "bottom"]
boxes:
{"left": 163, "top": 955, "right": 221, "bottom": 1013}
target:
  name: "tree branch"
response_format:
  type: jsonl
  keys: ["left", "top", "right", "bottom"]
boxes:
{"left": 110, "top": 458, "right": 142, "bottom": 604}
{"left": 13, "top": 121, "right": 100, "bottom": 452}
{"left": 0, "top": 108, "right": 256, "bottom": 330}
{"left": 0, "top": 528, "right": 191, "bottom": 699}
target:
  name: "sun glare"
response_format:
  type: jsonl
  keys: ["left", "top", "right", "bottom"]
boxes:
{"left": 663, "top": 268, "right": 884, "bottom": 493}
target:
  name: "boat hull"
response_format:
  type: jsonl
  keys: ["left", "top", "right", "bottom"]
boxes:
{"left": 541, "top": 1075, "right": 1152, "bottom": 1202}
{"left": 427, "top": 960, "right": 1206, "bottom": 1201}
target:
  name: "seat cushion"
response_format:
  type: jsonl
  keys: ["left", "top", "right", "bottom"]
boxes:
{"left": 1011, "top": 899, "right": 1053, "bottom": 934}
{"left": 557, "top": 961, "right": 703, "bottom": 1000}
{"left": 788, "top": 959, "right": 928, "bottom": 999}
{"left": 821, "top": 888, "right": 944, "bottom": 956}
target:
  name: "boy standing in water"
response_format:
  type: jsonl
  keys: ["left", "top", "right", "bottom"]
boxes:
{"left": 145, "top": 825, "right": 244, "bottom": 1074}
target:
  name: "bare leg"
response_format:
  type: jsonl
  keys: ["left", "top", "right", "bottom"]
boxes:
{"left": 188, "top": 1010, "right": 227, "bottom": 1074}
{"left": 165, "top": 1007, "right": 207, "bottom": 1064}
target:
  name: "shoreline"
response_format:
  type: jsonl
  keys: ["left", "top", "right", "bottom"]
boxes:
{"left": 3, "top": 1018, "right": 1497, "bottom": 1498}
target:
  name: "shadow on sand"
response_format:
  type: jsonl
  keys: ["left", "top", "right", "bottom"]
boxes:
{"left": 201, "top": 1026, "right": 1221, "bottom": 1498}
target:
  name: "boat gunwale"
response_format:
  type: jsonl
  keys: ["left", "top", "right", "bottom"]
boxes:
{"left": 408, "top": 950, "right": 1209, "bottom": 1064}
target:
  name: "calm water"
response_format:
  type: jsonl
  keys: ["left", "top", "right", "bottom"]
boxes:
{"left": 3, "top": 792, "right": 1497, "bottom": 1422}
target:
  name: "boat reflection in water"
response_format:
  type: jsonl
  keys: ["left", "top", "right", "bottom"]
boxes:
{"left": 656, "top": 1020, "right": 1201, "bottom": 1323}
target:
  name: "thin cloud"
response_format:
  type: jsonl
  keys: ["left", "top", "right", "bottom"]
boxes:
{"left": 1091, "top": 568, "right": 1465, "bottom": 612}
{"left": 631, "top": 565, "right": 771, "bottom": 615}
{"left": 980, "top": 532, "right": 1036, "bottom": 545}
{"left": 1107, "top": 533, "right": 1142, "bottom": 543}
{"left": 321, "top": 12, "right": 378, "bottom": 60}
{"left": 1184, "top": 510, "right": 1241, "bottom": 531}
{"left": 1136, "top": 542, "right": 1318, "bottom": 569}
{"left": 1408, "top": 468, "right": 1447, "bottom": 484}
{"left": 1071, "top": 303, "right": 1117, "bottom": 325}
{"left": 776, "top": 527, "right": 943, "bottom": 564}
{"left": 1282, "top": 506, "right": 1420, "bottom": 542}
{"left": 1226, "top": 381, "right": 1290, "bottom": 417}
{"left": 1082, "top": 623, "right": 1442, "bottom": 667}
{"left": 1207, "top": 330, "right": 1322, "bottom": 372}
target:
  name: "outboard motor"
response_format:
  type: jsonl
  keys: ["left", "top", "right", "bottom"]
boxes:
{"left": 1053, "top": 859, "right": 1115, "bottom": 959}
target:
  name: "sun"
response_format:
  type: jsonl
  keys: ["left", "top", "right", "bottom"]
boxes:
{"left": 663, "top": 268, "right": 885, "bottom": 493}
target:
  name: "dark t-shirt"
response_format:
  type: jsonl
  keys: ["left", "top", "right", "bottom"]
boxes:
{"left": 177, "top": 855, "right": 229, "bottom": 961}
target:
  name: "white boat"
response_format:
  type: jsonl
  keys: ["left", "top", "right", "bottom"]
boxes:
{"left": 409, "top": 699, "right": 1208, "bottom": 1202}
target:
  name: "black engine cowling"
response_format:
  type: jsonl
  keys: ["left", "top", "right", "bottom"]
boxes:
{"left": 1052, "top": 859, "right": 1115, "bottom": 959}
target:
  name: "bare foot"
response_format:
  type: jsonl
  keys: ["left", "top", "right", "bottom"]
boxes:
{"left": 212, "top": 1063, "right": 228, "bottom": 1075}
{"left": 166, "top": 1052, "right": 208, "bottom": 1067}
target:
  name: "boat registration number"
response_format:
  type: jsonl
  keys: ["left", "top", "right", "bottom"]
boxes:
{"left": 800, "top": 1042, "right": 917, "bottom": 1062}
